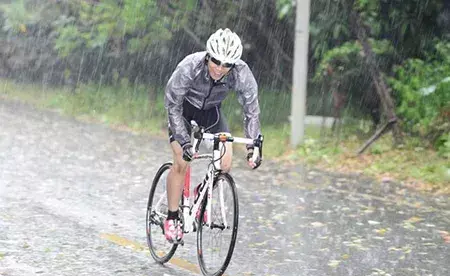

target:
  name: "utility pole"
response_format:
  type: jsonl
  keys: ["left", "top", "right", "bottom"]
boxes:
{"left": 290, "top": 0, "right": 311, "bottom": 148}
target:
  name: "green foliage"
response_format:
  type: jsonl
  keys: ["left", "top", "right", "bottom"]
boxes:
{"left": 313, "top": 41, "right": 362, "bottom": 82}
{"left": 0, "top": 0, "right": 61, "bottom": 34}
{"left": 0, "top": 0, "right": 37, "bottom": 33}
{"left": 50, "top": 81, "right": 167, "bottom": 131}
{"left": 54, "top": 24, "right": 83, "bottom": 57}
{"left": 357, "top": 0, "right": 443, "bottom": 58}
{"left": 389, "top": 41, "right": 450, "bottom": 153}
{"left": 309, "top": 0, "right": 352, "bottom": 60}
{"left": 354, "top": 0, "right": 381, "bottom": 35}
{"left": 436, "top": 132, "right": 450, "bottom": 158}
{"left": 314, "top": 39, "right": 396, "bottom": 82}
{"left": 275, "top": 0, "right": 294, "bottom": 19}
{"left": 312, "top": 39, "right": 396, "bottom": 120}
{"left": 54, "top": 0, "right": 172, "bottom": 56}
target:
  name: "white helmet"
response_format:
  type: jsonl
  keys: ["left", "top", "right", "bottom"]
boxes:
{"left": 206, "top": 28, "right": 243, "bottom": 64}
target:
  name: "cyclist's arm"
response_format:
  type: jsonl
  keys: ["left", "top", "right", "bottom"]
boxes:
{"left": 233, "top": 62, "right": 262, "bottom": 148}
{"left": 165, "top": 59, "right": 193, "bottom": 146}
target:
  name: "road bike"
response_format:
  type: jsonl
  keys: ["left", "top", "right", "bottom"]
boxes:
{"left": 146, "top": 121, "right": 263, "bottom": 276}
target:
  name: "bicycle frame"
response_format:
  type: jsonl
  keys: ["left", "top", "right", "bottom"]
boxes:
{"left": 176, "top": 120, "right": 261, "bottom": 235}
{"left": 169, "top": 118, "right": 263, "bottom": 233}
{"left": 181, "top": 138, "right": 225, "bottom": 233}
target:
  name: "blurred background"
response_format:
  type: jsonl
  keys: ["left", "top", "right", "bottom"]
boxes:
{"left": 0, "top": 0, "right": 449, "bottom": 189}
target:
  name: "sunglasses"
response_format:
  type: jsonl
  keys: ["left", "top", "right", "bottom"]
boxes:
{"left": 209, "top": 56, "right": 234, "bottom": 68}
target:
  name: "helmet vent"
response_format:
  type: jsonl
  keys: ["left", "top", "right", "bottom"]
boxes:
{"left": 206, "top": 28, "right": 243, "bottom": 64}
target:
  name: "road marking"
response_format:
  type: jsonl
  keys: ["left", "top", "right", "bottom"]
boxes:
{"left": 100, "top": 233, "right": 147, "bottom": 251}
{"left": 100, "top": 233, "right": 201, "bottom": 275}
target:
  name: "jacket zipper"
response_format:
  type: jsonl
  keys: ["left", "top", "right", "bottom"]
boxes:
{"left": 201, "top": 80, "right": 215, "bottom": 110}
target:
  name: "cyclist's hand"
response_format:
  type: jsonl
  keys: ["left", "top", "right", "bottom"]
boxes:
{"left": 182, "top": 143, "right": 194, "bottom": 162}
{"left": 246, "top": 148, "right": 262, "bottom": 170}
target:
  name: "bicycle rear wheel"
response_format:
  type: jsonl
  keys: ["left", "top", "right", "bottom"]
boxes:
{"left": 146, "top": 162, "right": 178, "bottom": 263}
{"left": 197, "top": 173, "right": 239, "bottom": 276}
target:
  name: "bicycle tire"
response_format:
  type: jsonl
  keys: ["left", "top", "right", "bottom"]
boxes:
{"left": 146, "top": 162, "right": 178, "bottom": 263}
{"left": 197, "top": 173, "right": 239, "bottom": 276}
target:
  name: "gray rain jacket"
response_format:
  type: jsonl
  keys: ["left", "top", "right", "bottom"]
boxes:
{"left": 165, "top": 51, "right": 261, "bottom": 147}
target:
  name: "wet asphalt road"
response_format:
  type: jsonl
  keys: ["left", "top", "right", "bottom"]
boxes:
{"left": 0, "top": 99, "right": 449, "bottom": 276}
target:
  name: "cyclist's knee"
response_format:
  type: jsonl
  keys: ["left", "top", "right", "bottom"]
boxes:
{"left": 170, "top": 141, "right": 188, "bottom": 174}
{"left": 172, "top": 156, "right": 188, "bottom": 174}
{"left": 221, "top": 154, "right": 232, "bottom": 173}
{"left": 222, "top": 162, "right": 231, "bottom": 173}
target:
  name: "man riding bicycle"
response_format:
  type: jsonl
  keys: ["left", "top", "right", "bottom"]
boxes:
{"left": 164, "top": 28, "right": 263, "bottom": 243}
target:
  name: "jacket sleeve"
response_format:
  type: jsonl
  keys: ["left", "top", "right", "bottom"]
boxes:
{"left": 164, "top": 58, "right": 193, "bottom": 146}
{"left": 234, "top": 63, "right": 262, "bottom": 144}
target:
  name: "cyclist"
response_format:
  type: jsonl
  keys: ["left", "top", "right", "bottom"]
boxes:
{"left": 164, "top": 28, "right": 262, "bottom": 243}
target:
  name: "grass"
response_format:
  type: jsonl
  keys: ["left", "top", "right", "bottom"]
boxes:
{"left": 287, "top": 133, "right": 449, "bottom": 193}
{"left": 1, "top": 78, "right": 448, "bottom": 194}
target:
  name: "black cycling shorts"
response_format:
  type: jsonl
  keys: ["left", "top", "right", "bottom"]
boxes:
{"left": 168, "top": 100, "right": 230, "bottom": 144}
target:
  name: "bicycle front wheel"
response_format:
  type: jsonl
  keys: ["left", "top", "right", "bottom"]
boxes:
{"left": 146, "top": 162, "right": 178, "bottom": 263}
{"left": 197, "top": 173, "right": 239, "bottom": 276}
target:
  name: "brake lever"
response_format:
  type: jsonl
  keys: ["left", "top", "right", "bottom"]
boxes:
{"left": 191, "top": 121, "right": 204, "bottom": 153}
{"left": 249, "top": 135, "right": 263, "bottom": 163}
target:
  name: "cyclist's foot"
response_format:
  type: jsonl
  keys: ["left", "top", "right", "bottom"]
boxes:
{"left": 164, "top": 219, "right": 183, "bottom": 243}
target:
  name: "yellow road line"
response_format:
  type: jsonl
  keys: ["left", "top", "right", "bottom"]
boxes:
{"left": 100, "top": 233, "right": 201, "bottom": 275}
{"left": 100, "top": 233, "right": 147, "bottom": 251}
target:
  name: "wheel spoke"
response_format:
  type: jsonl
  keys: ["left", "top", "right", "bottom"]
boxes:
{"left": 146, "top": 163, "right": 178, "bottom": 264}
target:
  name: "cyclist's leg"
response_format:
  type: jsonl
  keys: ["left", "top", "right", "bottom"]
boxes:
{"left": 163, "top": 140, "right": 187, "bottom": 242}
{"left": 167, "top": 140, "right": 188, "bottom": 212}
{"left": 217, "top": 107, "right": 232, "bottom": 173}
{"left": 166, "top": 106, "right": 193, "bottom": 213}
{"left": 220, "top": 141, "right": 233, "bottom": 173}
{"left": 166, "top": 117, "right": 192, "bottom": 242}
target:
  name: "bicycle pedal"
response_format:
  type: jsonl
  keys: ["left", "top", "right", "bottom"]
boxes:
{"left": 173, "top": 239, "right": 184, "bottom": 246}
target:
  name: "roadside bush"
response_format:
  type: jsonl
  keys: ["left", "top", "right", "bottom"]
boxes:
{"left": 389, "top": 41, "right": 450, "bottom": 156}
